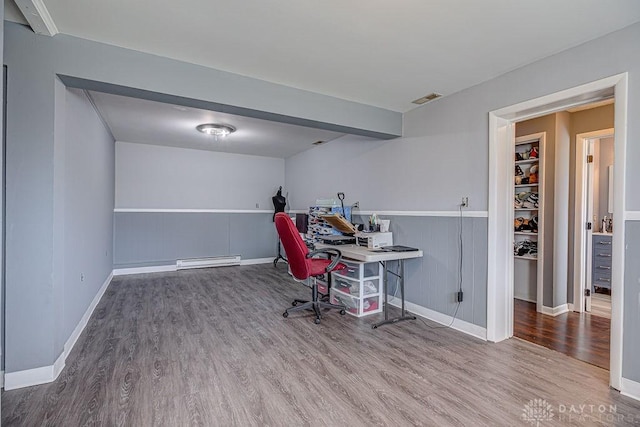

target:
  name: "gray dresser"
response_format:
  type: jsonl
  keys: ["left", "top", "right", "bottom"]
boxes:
{"left": 592, "top": 234, "right": 612, "bottom": 291}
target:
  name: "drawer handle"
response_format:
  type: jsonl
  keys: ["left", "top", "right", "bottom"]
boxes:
{"left": 596, "top": 278, "right": 611, "bottom": 282}
{"left": 598, "top": 241, "right": 612, "bottom": 245}
{"left": 597, "top": 254, "right": 612, "bottom": 257}
{"left": 597, "top": 265, "right": 611, "bottom": 270}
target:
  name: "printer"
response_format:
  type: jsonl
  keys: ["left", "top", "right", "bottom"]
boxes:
{"left": 355, "top": 231, "right": 393, "bottom": 249}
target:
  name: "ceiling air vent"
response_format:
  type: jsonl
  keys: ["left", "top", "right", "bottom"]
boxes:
{"left": 412, "top": 93, "right": 442, "bottom": 105}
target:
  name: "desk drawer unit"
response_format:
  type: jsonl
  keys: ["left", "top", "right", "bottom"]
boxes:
{"left": 330, "top": 259, "right": 383, "bottom": 317}
{"left": 592, "top": 234, "right": 612, "bottom": 290}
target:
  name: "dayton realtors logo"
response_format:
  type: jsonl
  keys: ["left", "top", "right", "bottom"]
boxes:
{"left": 522, "top": 399, "right": 633, "bottom": 425}
{"left": 522, "top": 399, "right": 554, "bottom": 426}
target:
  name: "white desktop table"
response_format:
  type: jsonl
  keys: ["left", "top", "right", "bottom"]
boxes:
{"left": 315, "top": 243, "right": 423, "bottom": 328}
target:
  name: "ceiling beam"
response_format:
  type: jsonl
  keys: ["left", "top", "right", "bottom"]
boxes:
{"left": 14, "top": 0, "right": 58, "bottom": 36}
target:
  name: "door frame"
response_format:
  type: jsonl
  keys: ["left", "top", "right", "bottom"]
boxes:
{"left": 487, "top": 73, "right": 627, "bottom": 391}
{"left": 574, "top": 129, "right": 614, "bottom": 313}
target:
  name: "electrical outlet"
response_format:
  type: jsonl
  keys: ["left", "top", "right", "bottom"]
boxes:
{"left": 456, "top": 291, "right": 464, "bottom": 302}
{"left": 461, "top": 197, "right": 469, "bottom": 207}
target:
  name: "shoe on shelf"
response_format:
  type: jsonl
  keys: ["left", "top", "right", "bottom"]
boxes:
{"left": 514, "top": 240, "right": 530, "bottom": 256}
{"left": 522, "top": 192, "right": 539, "bottom": 209}
{"left": 515, "top": 192, "right": 526, "bottom": 208}
{"left": 528, "top": 146, "right": 539, "bottom": 159}
{"left": 515, "top": 165, "right": 524, "bottom": 176}
{"left": 515, "top": 217, "right": 531, "bottom": 232}
{"left": 530, "top": 216, "right": 539, "bottom": 233}
{"left": 515, "top": 191, "right": 530, "bottom": 208}
{"left": 514, "top": 240, "right": 537, "bottom": 257}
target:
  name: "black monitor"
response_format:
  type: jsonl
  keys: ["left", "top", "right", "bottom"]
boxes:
{"left": 295, "top": 213, "right": 308, "bottom": 234}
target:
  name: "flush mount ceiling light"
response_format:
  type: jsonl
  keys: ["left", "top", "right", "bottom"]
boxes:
{"left": 196, "top": 123, "right": 236, "bottom": 138}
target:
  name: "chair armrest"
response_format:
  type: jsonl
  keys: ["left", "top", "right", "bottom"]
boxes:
{"left": 307, "top": 248, "right": 343, "bottom": 273}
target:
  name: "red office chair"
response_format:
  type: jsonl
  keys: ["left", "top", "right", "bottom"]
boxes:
{"left": 274, "top": 212, "right": 347, "bottom": 324}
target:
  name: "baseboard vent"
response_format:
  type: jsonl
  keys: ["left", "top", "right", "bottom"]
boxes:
{"left": 176, "top": 256, "right": 241, "bottom": 270}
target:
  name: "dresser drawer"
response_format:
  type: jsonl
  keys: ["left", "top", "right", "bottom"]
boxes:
{"left": 592, "top": 256, "right": 612, "bottom": 268}
{"left": 592, "top": 276, "right": 611, "bottom": 289}
{"left": 593, "top": 263, "right": 612, "bottom": 274}
{"left": 593, "top": 250, "right": 613, "bottom": 260}
{"left": 592, "top": 235, "right": 612, "bottom": 251}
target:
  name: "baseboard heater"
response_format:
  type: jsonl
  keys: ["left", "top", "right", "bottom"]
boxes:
{"left": 176, "top": 256, "right": 241, "bottom": 270}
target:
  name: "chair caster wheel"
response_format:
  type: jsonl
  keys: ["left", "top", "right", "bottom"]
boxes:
{"left": 283, "top": 311, "right": 289, "bottom": 318}
{"left": 314, "top": 317, "right": 321, "bottom": 324}
{"left": 340, "top": 309, "right": 346, "bottom": 315}
{"left": 291, "top": 301, "right": 298, "bottom": 306}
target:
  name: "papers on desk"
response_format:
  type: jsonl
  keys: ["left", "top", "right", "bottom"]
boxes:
{"left": 374, "top": 245, "right": 419, "bottom": 252}
{"left": 320, "top": 213, "right": 357, "bottom": 234}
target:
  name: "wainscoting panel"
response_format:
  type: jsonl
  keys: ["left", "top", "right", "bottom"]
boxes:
{"left": 358, "top": 214, "right": 488, "bottom": 328}
{"left": 114, "top": 212, "right": 276, "bottom": 268}
{"left": 623, "top": 220, "right": 640, "bottom": 383}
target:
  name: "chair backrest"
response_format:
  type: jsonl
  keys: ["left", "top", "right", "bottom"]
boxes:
{"left": 274, "top": 212, "right": 311, "bottom": 281}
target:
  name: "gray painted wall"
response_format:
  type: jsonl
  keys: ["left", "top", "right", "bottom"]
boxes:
{"left": 380, "top": 215, "right": 488, "bottom": 328}
{"left": 62, "top": 88, "right": 114, "bottom": 343}
{"left": 115, "top": 142, "right": 284, "bottom": 210}
{"left": 347, "top": 213, "right": 486, "bottom": 326}
{"left": 113, "top": 142, "right": 283, "bottom": 268}
{"left": 6, "top": 81, "right": 115, "bottom": 373}
{"left": 5, "top": 25, "right": 58, "bottom": 371}
{"left": 595, "top": 137, "right": 614, "bottom": 224}
{"left": 114, "top": 212, "right": 276, "bottom": 268}
{"left": 9, "top": 23, "right": 402, "bottom": 137}
{"left": 2, "top": 20, "right": 394, "bottom": 373}
{"left": 623, "top": 221, "right": 640, "bottom": 383}
{"left": 286, "top": 23, "right": 640, "bottom": 382}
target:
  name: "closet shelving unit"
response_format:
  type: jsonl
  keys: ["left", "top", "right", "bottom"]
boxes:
{"left": 514, "top": 132, "right": 545, "bottom": 312}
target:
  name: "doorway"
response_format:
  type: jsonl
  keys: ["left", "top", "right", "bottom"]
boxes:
{"left": 574, "top": 130, "right": 615, "bottom": 320}
{"left": 510, "top": 107, "right": 613, "bottom": 370}
{"left": 487, "top": 73, "right": 628, "bottom": 391}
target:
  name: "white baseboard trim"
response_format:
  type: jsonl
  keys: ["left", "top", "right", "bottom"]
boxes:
{"left": 621, "top": 378, "right": 640, "bottom": 401}
{"left": 64, "top": 272, "right": 113, "bottom": 356}
{"left": 113, "top": 264, "right": 177, "bottom": 276}
{"left": 4, "top": 272, "right": 114, "bottom": 391}
{"left": 5, "top": 351, "right": 65, "bottom": 390}
{"left": 239, "top": 257, "right": 274, "bottom": 266}
{"left": 541, "top": 304, "right": 570, "bottom": 317}
{"left": 0, "top": 370, "right": 4, "bottom": 388}
{"left": 567, "top": 303, "right": 574, "bottom": 312}
{"left": 388, "top": 297, "right": 487, "bottom": 341}
{"left": 114, "top": 257, "right": 276, "bottom": 275}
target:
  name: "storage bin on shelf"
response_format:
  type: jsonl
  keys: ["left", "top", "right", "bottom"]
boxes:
{"left": 329, "top": 258, "right": 382, "bottom": 317}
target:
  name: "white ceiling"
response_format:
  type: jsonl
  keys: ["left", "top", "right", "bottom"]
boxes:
{"left": 6, "top": 1, "right": 640, "bottom": 112}
{"left": 88, "top": 90, "right": 345, "bottom": 158}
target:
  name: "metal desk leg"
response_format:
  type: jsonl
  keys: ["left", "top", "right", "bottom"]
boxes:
{"left": 372, "top": 259, "right": 416, "bottom": 329}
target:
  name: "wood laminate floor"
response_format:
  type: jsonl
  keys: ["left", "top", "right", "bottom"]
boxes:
{"left": 514, "top": 299, "right": 610, "bottom": 370}
{"left": 591, "top": 293, "right": 612, "bottom": 319}
{"left": 3, "top": 266, "right": 639, "bottom": 426}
